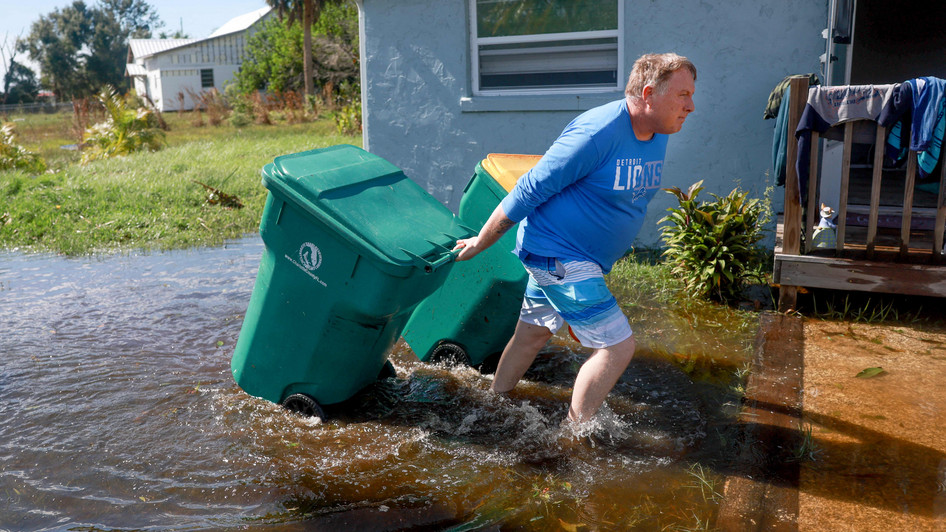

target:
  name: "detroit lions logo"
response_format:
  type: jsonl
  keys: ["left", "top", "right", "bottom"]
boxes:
{"left": 613, "top": 161, "right": 662, "bottom": 199}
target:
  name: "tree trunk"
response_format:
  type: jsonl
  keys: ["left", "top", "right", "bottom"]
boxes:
{"left": 303, "top": 0, "right": 314, "bottom": 97}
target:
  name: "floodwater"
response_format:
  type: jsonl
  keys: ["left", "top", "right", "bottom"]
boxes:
{"left": 0, "top": 237, "right": 758, "bottom": 531}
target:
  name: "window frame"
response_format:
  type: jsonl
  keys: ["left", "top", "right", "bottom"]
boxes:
{"left": 200, "top": 68, "right": 215, "bottom": 89}
{"left": 469, "top": 0, "right": 624, "bottom": 96}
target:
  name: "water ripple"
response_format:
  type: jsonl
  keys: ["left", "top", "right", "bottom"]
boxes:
{"left": 0, "top": 237, "right": 752, "bottom": 530}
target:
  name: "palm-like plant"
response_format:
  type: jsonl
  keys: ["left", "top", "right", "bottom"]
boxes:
{"left": 0, "top": 123, "right": 47, "bottom": 173}
{"left": 81, "top": 85, "right": 164, "bottom": 163}
{"left": 659, "top": 180, "right": 770, "bottom": 302}
{"left": 266, "top": 0, "right": 326, "bottom": 98}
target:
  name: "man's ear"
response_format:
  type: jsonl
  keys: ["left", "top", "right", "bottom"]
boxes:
{"left": 641, "top": 84, "right": 655, "bottom": 104}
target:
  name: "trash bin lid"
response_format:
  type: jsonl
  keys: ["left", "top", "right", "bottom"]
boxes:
{"left": 481, "top": 154, "right": 542, "bottom": 193}
{"left": 264, "top": 145, "right": 469, "bottom": 271}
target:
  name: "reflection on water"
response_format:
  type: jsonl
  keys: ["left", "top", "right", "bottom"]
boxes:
{"left": 0, "top": 237, "right": 755, "bottom": 531}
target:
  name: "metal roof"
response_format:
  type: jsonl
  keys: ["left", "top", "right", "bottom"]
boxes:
{"left": 127, "top": 7, "right": 273, "bottom": 60}
{"left": 209, "top": 7, "right": 272, "bottom": 38}
{"left": 128, "top": 39, "right": 199, "bottom": 59}
{"left": 125, "top": 63, "right": 147, "bottom": 76}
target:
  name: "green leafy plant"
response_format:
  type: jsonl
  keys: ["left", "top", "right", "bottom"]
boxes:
{"left": 333, "top": 80, "right": 361, "bottom": 136}
{"left": 81, "top": 85, "right": 166, "bottom": 164}
{"left": 659, "top": 180, "right": 770, "bottom": 302}
{"left": 0, "top": 123, "right": 47, "bottom": 174}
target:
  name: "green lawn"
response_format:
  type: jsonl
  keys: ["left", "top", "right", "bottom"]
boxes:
{"left": 0, "top": 111, "right": 360, "bottom": 255}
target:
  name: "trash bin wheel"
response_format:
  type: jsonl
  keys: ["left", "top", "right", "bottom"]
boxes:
{"left": 430, "top": 341, "right": 469, "bottom": 367}
{"left": 281, "top": 393, "right": 325, "bottom": 419}
{"left": 378, "top": 360, "right": 397, "bottom": 380}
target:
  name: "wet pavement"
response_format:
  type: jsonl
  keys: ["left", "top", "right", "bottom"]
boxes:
{"left": 718, "top": 312, "right": 946, "bottom": 532}
{"left": 797, "top": 319, "right": 946, "bottom": 531}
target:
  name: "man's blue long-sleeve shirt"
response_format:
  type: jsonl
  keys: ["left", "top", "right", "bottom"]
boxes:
{"left": 499, "top": 99, "right": 668, "bottom": 273}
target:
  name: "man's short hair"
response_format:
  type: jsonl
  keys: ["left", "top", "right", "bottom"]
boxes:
{"left": 625, "top": 53, "right": 697, "bottom": 100}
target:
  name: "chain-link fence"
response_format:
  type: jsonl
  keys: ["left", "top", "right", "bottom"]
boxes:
{"left": 0, "top": 101, "right": 72, "bottom": 115}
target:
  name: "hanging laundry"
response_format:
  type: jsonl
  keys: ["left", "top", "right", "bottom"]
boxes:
{"left": 767, "top": 74, "right": 821, "bottom": 186}
{"left": 764, "top": 73, "right": 820, "bottom": 120}
{"left": 908, "top": 77, "right": 946, "bottom": 152}
{"left": 793, "top": 84, "right": 897, "bottom": 201}
{"left": 878, "top": 77, "right": 946, "bottom": 180}
{"left": 772, "top": 86, "right": 791, "bottom": 186}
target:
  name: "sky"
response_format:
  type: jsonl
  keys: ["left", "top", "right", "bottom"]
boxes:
{"left": 0, "top": 0, "right": 269, "bottom": 81}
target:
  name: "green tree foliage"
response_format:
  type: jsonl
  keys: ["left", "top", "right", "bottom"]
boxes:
{"left": 1, "top": 61, "right": 40, "bottom": 104}
{"left": 19, "top": 0, "right": 162, "bottom": 100}
{"left": 20, "top": 2, "right": 91, "bottom": 99}
{"left": 235, "top": 18, "right": 303, "bottom": 94}
{"left": 102, "top": 0, "right": 164, "bottom": 38}
{"left": 266, "top": 0, "right": 322, "bottom": 97}
{"left": 659, "top": 181, "right": 770, "bottom": 302}
{"left": 1, "top": 33, "right": 40, "bottom": 104}
{"left": 81, "top": 84, "right": 165, "bottom": 163}
{"left": 85, "top": 9, "right": 127, "bottom": 93}
{"left": 236, "top": 0, "right": 357, "bottom": 95}
{"left": 0, "top": 123, "right": 47, "bottom": 174}
{"left": 158, "top": 29, "right": 190, "bottom": 39}
{"left": 311, "top": 1, "right": 359, "bottom": 87}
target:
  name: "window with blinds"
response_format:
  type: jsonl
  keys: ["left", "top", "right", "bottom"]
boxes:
{"left": 472, "top": 0, "right": 621, "bottom": 94}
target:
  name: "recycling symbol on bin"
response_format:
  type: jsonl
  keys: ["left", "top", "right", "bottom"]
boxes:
{"left": 299, "top": 242, "right": 322, "bottom": 270}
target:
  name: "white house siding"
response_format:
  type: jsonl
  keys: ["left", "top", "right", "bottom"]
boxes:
{"left": 356, "top": 0, "right": 828, "bottom": 248}
{"left": 145, "top": 33, "right": 250, "bottom": 111}
{"left": 127, "top": 9, "right": 270, "bottom": 112}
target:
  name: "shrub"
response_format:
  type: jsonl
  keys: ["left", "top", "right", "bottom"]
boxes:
{"left": 333, "top": 80, "right": 361, "bottom": 135}
{"left": 659, "top": 180, "right": 770, "bottom": 302}
{"left": 187, "top": 88, "right": 229, "bottom": 126}
{"left": 81, "top": 85, "right": 166, "bottom": 164}
{"left": 0, "top": 123, "right": 47, "bottom": 174}
{"left": 229, "top": 111, "right": 252, "bottom": 128}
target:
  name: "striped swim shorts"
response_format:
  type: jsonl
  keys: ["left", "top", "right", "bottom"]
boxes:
{"left": 518, "top": 254, "right": 632, "bottom": 349}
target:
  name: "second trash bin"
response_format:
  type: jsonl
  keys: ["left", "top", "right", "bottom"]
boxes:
{"left": 231, "top": 144, "right": 472, "bottom": 418}
{"left": 401, "top": 153, "right": 541, "bottom": 368}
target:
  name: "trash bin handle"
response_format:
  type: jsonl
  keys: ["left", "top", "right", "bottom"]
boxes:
{"left": 398, "top": 227, "right": 473, "bottom": 273}
{"left": 398, "top": 247, "right": 457, "bottom": 273}
{"left": 425, "top": 248, "right": 460, "bottom": 272}
{"left": 422, "top": 228, "right": 474, "bottom": 272}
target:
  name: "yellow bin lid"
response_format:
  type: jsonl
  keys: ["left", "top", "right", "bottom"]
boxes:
{"left": 481, "top": 153, "right": 542, "bottom": 193}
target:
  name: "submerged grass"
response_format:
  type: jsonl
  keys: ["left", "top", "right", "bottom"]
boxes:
{"left": 798, "top": 288, "right": 932, "bottom": 325}
{"left": 0, "top": 116, "right": 356, "bottom": 255}
{"left": 608, "top": 251, "right": 761, "bottom": 372}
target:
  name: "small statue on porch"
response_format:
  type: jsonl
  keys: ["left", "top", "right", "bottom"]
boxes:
{"left": 810, "top": 203, "right": 837, "bottom": 249}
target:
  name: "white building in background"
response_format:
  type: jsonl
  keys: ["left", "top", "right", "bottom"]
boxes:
{"left": 125, "top": 7, "right": 272, "bottom": 111}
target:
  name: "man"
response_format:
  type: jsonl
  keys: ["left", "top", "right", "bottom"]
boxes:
{"left": 453, "top": 53, "right": 696, "bottom": 424}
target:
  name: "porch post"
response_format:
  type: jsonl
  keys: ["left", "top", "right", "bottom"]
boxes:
{"left": 778, "top": 76, "right": 811, "bottom": 312}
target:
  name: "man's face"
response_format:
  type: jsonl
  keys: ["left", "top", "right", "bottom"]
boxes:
{"left": 647, "top": 69, "right": 696, "bottom": 134}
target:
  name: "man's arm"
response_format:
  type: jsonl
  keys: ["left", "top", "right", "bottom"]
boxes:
{"left": 452, "top": 204, "right": 516, "bottom": 261}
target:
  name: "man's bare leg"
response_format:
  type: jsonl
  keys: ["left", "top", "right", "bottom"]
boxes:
{"left": 490, "top": 320, "right": 553, "bottom": 393}
{"left": 568, "top": 335, "right": 635, "bottom": 423}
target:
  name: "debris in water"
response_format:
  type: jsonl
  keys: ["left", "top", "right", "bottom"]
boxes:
{"left": 192, "top": 179, "right": 243, "bottom": 209}
{"left": 855, "top": 366, "right": 886, "bottom": 379}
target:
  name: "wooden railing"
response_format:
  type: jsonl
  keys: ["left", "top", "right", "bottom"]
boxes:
{"left": 776, "top": 76, "right": 946, "bottom": 310}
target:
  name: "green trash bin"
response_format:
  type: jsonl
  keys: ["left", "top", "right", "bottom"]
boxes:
{"left": 401, "top": 153, "right": 541, "bottom": 368}
{"left": 231, "top": 144, "right": 472, "bottom": 417}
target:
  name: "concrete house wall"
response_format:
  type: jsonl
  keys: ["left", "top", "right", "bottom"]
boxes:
{"left": 356, "top": 0, "right": 828, "bottom": 248}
